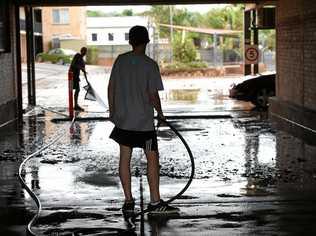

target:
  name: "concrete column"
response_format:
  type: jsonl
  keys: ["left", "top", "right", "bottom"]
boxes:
{"left": 15, "top": 5, "right": 23, "bottom": 121}
{"left": 25, "top": 5, "right": 36, "bottom": 106}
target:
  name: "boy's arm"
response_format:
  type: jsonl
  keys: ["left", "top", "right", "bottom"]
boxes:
{"left": 148, "top": 91, "right": 165, "bottom": 120}
{"left": 108, "top": 57, "right": 120, "bottom": 119}
{"left": 79, "top": 57, "right": 86, "bottom": 73}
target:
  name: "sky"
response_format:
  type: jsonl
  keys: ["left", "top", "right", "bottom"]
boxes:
{"left": 87, "top": 4, "right": 230, "bottom": 14}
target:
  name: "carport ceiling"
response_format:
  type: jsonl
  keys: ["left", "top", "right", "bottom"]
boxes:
{"left": 17, "top": 0, "right": 275, "bottom": 6}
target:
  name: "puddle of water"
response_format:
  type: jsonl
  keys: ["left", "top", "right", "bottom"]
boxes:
{"left": 6, "top": 66, "right": 316, "bottom": 235}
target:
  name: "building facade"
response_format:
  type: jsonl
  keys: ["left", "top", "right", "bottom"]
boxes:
{"left": 86, "top": 16, "right": 155, "bottom": 66}
{"left": 19, "top": 7, "right": 43, "bottom": 63}
{"left": 0, "top": 0, "right": 315, "bottom": 142}
{"left": 87, "top": 16, "right": 154, "bottom": 46}
{"left": 41, "top": 6, "right": 86, "bottom": 52}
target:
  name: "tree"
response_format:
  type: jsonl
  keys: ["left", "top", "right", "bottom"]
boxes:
{"left": 144, "top": 6, "right": 204, "bottom": 39}
{"left": 172, "top": 34, "right": 197, "bottom": 63}
{"left": 143, "top": 6, "right": 173, "bottom": 38}
{"left": 202, "top": 4, "right": 243, "bottom": 30}
{"left": 143, "top": 4, "right": 246, "bottom": 65}
{"left": 260, "top": 30, "right": 276, "bottom": 50}
{"left": 121, "top": 9, "right": 133, "bottom": 16}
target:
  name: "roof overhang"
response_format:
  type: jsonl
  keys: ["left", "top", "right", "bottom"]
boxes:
{"left": 159, "top": 23, "right": 242, "bottom": 36}
{"left": 245, "top": 1, "right": 276, "bottom": 11}
{"left": 16, "top": 0, "right": 276, "bottom": 6}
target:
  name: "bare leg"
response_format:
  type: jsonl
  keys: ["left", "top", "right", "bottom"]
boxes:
{"left": 145, "top": 150, "right": 160, "bottom": 202}
{"left": 119, "top": 144, "right": 133, "bottom": 202}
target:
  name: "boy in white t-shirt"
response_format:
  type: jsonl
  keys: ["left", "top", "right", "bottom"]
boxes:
{"left": 108, "top": 25, "right": 179, "bottom": 217}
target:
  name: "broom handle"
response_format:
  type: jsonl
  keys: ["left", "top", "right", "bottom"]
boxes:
{"left": 83, "top": 71, "right": 89, "bottom": 84}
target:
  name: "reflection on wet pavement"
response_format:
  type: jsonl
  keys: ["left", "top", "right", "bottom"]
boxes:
{"left": 2, "top": 64, "right": 315, "bottom": 235}
{"left": 1, "top": 107, "right": 316, "bottom": 235}
{"left": 24, "top": 64, "right": 253, "bottom": 113}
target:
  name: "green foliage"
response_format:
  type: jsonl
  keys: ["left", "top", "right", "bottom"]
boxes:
{"left": 259, "top": 30, "right": 276, "bottom": 50}
{"left": 143, "top": 6, "right": 172, "bottom": 38}
{"left": 144, "top": 6, "right": 203, "bottom": 38}
{"left": 172, "top": 34, "right": 197, "bottom": 63}
{"left": 144, "top": 4, "right": 244, "bottom": 33}
{"left": 163, "top": 61, "right": 208, "bottom": 70}
{"left": 202, "top": 4, "right": 243, "bottom": 30}
{"left": 86, "top": 46, "right": 99, "bottom": 65}
{"left": 87, "top": 9, "right": 135, "bottom": 17}
{"left": 86, "top": 10, "right": 108, "bottom": 17}
{"left": 121, "top": 9, "right": 133, "bottom": 16}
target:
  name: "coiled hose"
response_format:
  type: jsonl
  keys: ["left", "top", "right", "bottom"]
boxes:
{"left": 18, "top": 116, "right": 76, "bottom": 236}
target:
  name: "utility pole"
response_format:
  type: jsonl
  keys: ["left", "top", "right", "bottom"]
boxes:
{"left": 244, "top": 9, "right": 252, "bottom": 75}
{"left": 213, "top": 34, "right": 217, "bottom": 67}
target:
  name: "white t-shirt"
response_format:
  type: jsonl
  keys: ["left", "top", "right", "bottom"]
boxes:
{"left": 109, "top": 51, "right": 164, "bottom": 131}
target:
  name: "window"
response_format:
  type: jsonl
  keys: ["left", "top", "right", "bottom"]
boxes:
{"left": 108, "top": 33, "right": 114, "bottom": 41}
{"left": 34, "top": 9, "right": 42, "bottom": 23}
{"left": 125, "top": 33, "right": 129, "bottom": 41}
{"left": 92, "top": 33, "right": 97, "bottom": 41}
{"left": 52, "top": 9, "right": 69, "bottom": 24}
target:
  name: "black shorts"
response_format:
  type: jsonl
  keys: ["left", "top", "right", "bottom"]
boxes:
{"left": 73, "top": 78, "right": 80, "bottom": 91}
{"left": 110, "top": 126, "right": 158, "bottom": 151}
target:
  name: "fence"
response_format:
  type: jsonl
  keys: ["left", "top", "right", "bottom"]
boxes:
{"left": 88, "top": 44, "right": 275, "bottom": 73}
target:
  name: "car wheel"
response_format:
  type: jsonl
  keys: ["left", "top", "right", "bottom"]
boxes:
{"left": 57, "top": 59, "right": 64, "bottom": 65}
{"left": 253, "top": 88, "right": 270, "bottom": 108}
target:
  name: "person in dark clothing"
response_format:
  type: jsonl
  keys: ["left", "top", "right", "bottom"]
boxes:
{"left": 70, "top": 47, "right": 87, "bottom": 111}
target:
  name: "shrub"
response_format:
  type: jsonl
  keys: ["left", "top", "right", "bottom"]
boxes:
{"left": 163, "top": 61, "right": 208, "bottom": 71}
{"left": 172, "top": 35, "right": 197, "bottom": 63}
{"left": 86, "top": 46, "right": 99, "bottom": 65}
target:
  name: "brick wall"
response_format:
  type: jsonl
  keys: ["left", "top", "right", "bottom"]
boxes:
{"left": 303, "top": 2, "right": 316, "bottom": 110}
{"left": 277, "top": 0, "right": 316, "bottom": 110}
{"left": 270, "top": 0, "right": 316, "bottom": 138}
{"left": 277, "top": 0, "right": 304, "bottom": 106}
{"left": 0, "top": 4, "right": 17, "bottom": 126}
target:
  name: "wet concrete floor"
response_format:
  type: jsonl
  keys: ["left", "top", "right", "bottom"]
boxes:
{"left": 1, "top": 63, "right": 316, "bottom": 235}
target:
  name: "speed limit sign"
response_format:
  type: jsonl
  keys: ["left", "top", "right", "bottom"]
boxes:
{"left": 245, "top": 45, "right": 259, "bottom": 64}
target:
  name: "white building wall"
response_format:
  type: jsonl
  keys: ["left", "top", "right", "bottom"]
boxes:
{"left": 86, "top": 16, "right": 154, "bottom": 46}
{"left": 87, "top": 27, "right": 131, "bottom": 46}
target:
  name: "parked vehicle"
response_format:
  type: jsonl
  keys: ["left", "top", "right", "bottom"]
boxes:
{"left": 36, "top": 48, "right": 76, "bottom": 65}
{"left": 229, "top": 73, "right": 276, "bottom": 108}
